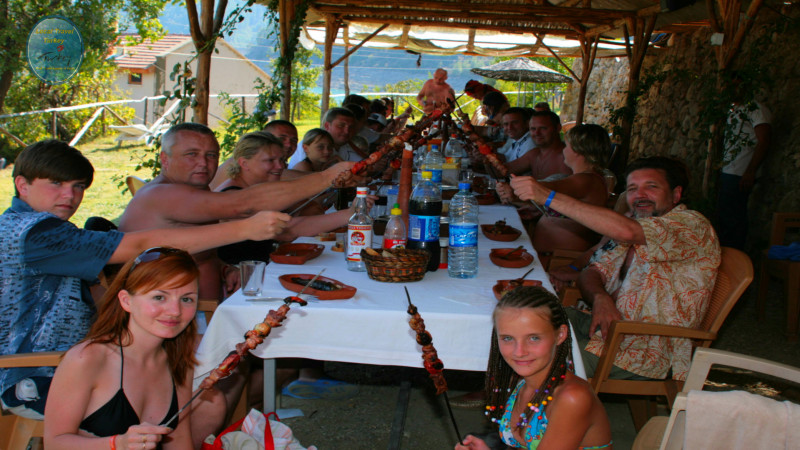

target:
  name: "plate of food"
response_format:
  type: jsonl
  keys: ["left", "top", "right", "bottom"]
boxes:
{"left": 481, "top": 219, "right": 522, "bottom": 241}
{"left": 278, "top": 274, "right": 357, "bottom": 300}
{"left": 489, "top": 246, "right": 534, "bottom": 268}
{"left": 492, "top": 279, "right": 543, "bottom": 300}
{"left": 270, "top": 243, "right": 324, "bottom": 265}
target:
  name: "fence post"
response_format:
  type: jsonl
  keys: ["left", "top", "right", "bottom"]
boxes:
{"left": 144, "top": 99, "right": 149, "bottom": 126}
{"left": 102, "top": 108, "right": 106, "bottom": 134}
{"left": 241, "top": 96, "right": 246, "bottom": 115}
{"left": 52, "top": 112, "right": 57, "bottom": 138}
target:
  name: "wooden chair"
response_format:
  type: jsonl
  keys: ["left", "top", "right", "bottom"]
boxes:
{"left": 0, "top": 352, "right": 64, "bottom": 450}
{"left": 588, "top": 247, "right": 753, "bottom": 431}
{"left": 125, "top": 175, "right": 147, "bottom": 196}
{"left": 632, "top": 347, "right": 800, "bottom": 450}
{"left": 546, "top": 248, "right": 584, "bottom": 307}
{"left": 756, "top": 212, "right": 800, "bottom": 339}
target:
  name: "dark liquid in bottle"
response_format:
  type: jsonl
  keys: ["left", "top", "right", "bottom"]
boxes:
{"left": 407, "top": 198, "right": 442, "bottom": 272}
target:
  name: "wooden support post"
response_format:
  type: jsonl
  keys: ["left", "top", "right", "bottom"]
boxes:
{"left": 343, "top": 24, "right": 350, "bottom": 98}
{"left": 52, "top": 112, "right": 57, "bottom": 138}
{"left": 241, "top": 96, "right": 246, "bottom": 115}
{"left": 278, "top": 0, "right": 296, "bottom": 121}
{"left": 575, "top": 34, "right": 599, "bottom": 124}
{"left": 143, "top": 98, "right": 149, "bottom": 126}
{"left": 321, "top": 15, "right": 339, "bottom": 124}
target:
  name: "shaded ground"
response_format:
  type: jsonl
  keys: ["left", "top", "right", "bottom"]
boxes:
{"left": 273, "top": 278, "right": 798, "bottom": 450}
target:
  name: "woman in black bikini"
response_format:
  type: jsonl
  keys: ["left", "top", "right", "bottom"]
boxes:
{"left": 45, "top": 247, "right": 199, "bottom": 449}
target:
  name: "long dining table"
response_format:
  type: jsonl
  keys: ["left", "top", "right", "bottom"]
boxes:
{"left": 194, "top": 204, "right": 586, "bottom": 410}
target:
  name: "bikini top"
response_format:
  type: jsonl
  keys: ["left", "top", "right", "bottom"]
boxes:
{"left": 79, "top": 343, "right": 179, "bottom": 437}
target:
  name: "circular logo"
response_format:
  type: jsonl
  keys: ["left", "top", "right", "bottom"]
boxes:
{"left": 26, "top": 15, "right": 84, "bottom": 85}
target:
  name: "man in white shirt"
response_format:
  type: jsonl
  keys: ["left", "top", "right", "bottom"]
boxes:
{"left": 288, "top": 108, "right": 359, "bottom": 167}
{"left": 717, "top": 100, "right": 771, "bottom": 249}
{"left": 497, "top": 107, "right": 534, "bottom": 162}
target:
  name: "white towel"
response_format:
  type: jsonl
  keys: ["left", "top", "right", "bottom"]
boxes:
{"left": 684, "top": 390, "right": 800, "bottom": 449}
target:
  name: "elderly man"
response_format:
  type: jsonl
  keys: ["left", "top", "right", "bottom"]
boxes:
{"left": 0, "top": 140, "right": 287, "bottom": 420}
{"left": 417, "top": 68, "right": 456, "bottom": 115}
{"left": 119, "top": 122, "right": 353, "bottom": 301}
{"left": 496, "top": 107, "right": 534, "bottom": 162}
{"left": 507, "top": 110, "right": 571, "bottom": 179}
{"left": 511, "top": 156, "right": 721, "bottom": 381}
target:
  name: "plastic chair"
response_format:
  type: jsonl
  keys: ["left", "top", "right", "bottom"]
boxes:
{"left": 632, "top": 347, "right": 800, "bottom": 449}
{"left": 756, "top": 212, "right": 800, "bottom": 339}
{"left": 0, "top": 352, "right": 64, "bottom": 450}
{"left": 589, "top": 247, "right": 753, "bottom": 431}
{"left": 125, "top": 176, "right": 147, "bottom": 196}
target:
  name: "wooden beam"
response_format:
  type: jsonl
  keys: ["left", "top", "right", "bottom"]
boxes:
{"left": 278, "top": 0, "right": 296, "bottom": 120}
{"left": 313, "top": 14, "right": 584, "bottom": 38}
{"left": 321, "top": 15, "right": 339, "bottom": 120}
{"left": 343, "top": 23, "right": 350, "bottom": 97}
{"left": 314, "top": 0, "right": 633, "bottom": 20}
{"left": 535, "top": 33, "right": 580, "bottom": 81}
{"left": 330, "top": 23, "right": 389, "bottom": 68}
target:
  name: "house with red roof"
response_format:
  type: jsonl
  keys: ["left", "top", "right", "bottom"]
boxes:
{"left": 111, "top": 34, "right": 271, "bottom": 128}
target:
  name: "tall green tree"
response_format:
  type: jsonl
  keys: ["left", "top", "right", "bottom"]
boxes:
{"left": 0, "top": 0, "right": 167, "bottom": 114}
{"left": 286, "top": 47, "right": 321, "bottom": 121}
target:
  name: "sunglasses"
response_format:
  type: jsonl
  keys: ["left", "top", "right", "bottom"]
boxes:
{"left": 129, "top": 247, "right": 185, "bottom": 274}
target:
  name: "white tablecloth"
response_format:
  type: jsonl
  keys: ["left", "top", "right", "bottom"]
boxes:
{"left": 194, "top": 204, "right": 585, "bottom": 389}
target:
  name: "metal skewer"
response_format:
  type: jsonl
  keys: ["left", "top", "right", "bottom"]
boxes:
{"left": 161, "top": 269, "right": 326, "bottom": 427}
{"left": 287, "top": 188, "right": 333, "bottom": 216}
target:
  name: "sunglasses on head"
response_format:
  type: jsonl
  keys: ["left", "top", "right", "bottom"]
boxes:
{"left": 129, "top": 247, "right": 185, "bottom": 274}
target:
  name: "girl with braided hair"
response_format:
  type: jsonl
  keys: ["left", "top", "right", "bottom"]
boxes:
{"left": 456, "top": 286, "right": 612, "bottom": 450}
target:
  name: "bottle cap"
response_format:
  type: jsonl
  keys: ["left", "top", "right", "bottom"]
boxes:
{"left": 391, "top": 204, "right": 402, "bottom": 215}
{"left": 458, "top": 182, "right": 471, "bottom": 190}
{"left": 356, "top": 187, "right": 368, "bottom": 196}
{"left": 451, "top": 133, "right": 458, "bottom": 138}
{"left": 421, "top": 171, "right": 432, "bottom": 180}
{"left": 431, "top": 144, "right": 439, "bottom": 151}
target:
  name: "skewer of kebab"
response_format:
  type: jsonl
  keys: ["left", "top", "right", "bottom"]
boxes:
{"left": 332, "top": 110, "right": 444, "bottom": 187}
{"left": 450, "top": 110, "right": 549, "bottom": 215}
{"left": 160, "top": 270, "right": 325, "bottom": 427}
{"left": 404, "top": 287, "right": 465, "bottom": 445}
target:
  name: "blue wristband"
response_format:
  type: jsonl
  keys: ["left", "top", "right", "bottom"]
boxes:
{"left": 544, "top": 190, "right": 556, "bottom": 208}
{"left": 568, "top": 264, "right": 581, "bottom": 272}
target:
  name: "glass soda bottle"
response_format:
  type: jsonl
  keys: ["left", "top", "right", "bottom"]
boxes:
{"left": 346, "top": 187, "right": 372, "bottom": 271}
{"left": 382, "top": 203, "right": 407, "bottom": 249}
{"left": 448, "top": 182, "right": 479, "bottom": 278}
{"left": 407, "top": 171, "right": 442, "bottom": 271}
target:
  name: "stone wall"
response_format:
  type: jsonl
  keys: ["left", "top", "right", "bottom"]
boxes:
{"left": 562, "top": 8, "right": 800, "bottom": 252}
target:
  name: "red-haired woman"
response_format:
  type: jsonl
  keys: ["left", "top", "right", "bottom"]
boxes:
{"left": 44, "top": 247, "right": 199, "bottom": 449}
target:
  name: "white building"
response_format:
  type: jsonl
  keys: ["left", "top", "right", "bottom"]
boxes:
{"left": 111, "top": 34, "right": 271, "bottom": 128}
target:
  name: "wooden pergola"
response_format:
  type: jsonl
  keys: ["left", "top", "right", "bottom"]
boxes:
{"left": 264, "top": 0, "right": 765, "bottom": 151}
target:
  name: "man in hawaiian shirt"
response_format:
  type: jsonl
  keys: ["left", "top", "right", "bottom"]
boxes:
{"left": 511, "top": 156, "right": 721, "bottom": 380}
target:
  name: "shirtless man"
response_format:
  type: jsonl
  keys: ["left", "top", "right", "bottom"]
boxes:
{"left": 119, "top": 122, "right": 354, "bottom": 301}
{"left": 506, "top": 111, "right": 572, "bottom": 179}
{"left": 417, "top": 68, "right": 456, "bottom": 115}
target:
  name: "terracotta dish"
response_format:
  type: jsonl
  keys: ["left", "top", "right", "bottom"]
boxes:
{"left": 270, "top": 243, "right": 324, "bottom": 265}
{"left": 481, "top": 224, "right": 522, "bottom": 242}
{"left": 278, "top": 274, "right": 356, "bottom": 300}
{"left": 492, "top": 279, "right": 543, "bottom": 300}
{"left": 489, "top": 247, "right": 534, "bottom": 268}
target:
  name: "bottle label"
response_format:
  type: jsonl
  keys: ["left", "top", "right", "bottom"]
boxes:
{"left": 428, "top": 169, "right": 443, "bottom": 183}
{"left": 408, "top": 215, "right": 440, "bottom": 242}
{"left": 347, "top": 224, "right": 372, "bottom": 261}
{"left": 449, "top": 223, "right": 478, "bottom": 247}
{"left": 383, "top": 238, "right": 407, "bottom": 249}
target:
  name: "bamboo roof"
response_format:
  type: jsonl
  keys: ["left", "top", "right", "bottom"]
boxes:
{"left": 290, "top": 0, "right": 719, "bottom": 57}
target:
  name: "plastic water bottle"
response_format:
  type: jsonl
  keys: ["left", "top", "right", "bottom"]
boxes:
{"left": 383, "top": 204, "right": 407, "bottom": 249}
{"left": 422, "top": 144, "right": 444, "bottom": 185}
{"left": 346, "top": 187, "right": 372, "bottom": 271}
{"left": 444, "top": 134, "right": 465, "bottom": 164}
{"left": 407, "top": 171, "right": 442, "bottom": 272}
{"left": 448, "top": 182, "right": 479, "bottom": 278}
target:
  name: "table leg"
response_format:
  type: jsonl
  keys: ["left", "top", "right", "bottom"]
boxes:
{"left": 388, "top": 381, "right": 411, "bottom": 450}
{"left": 263, "top": 358, "right": 276, "bottom": 412}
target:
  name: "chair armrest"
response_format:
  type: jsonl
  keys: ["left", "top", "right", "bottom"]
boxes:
{"left": 0, "top": 351, "right": 64, "bottom": 368}
{"left": 561, "top": 286, "right": 581, "bottom": 307}
{"left": 590, "top": 320, "right": 716, "bottom": 392}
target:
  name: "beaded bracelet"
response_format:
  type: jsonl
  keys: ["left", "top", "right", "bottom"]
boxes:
{"left": 544, "top": 190, "right": 556, "bottom": 208}
{"left": 109, "top": 434, "right": 117, "bottom": 450}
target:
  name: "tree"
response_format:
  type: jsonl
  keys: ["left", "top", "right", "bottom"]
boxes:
{"left": 286, "top": 47, "right": 321, "bottom": 121}
{"left": 184, "top": 0, "right": 230, "bottom": 125}
{"left": 0, "top": 0, "right": 166, "bottom": 114}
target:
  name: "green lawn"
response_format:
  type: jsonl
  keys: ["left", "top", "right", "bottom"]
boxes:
{"left": 0, "top": 136, "right": 154, "bottom": 227}
{"left": 0, "top": 118, "right": 323, "bottom": 227}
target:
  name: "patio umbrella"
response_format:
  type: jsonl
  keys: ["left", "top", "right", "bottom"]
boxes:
{"left": 471, "top": 57, "right": 572, "bottom": 106}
